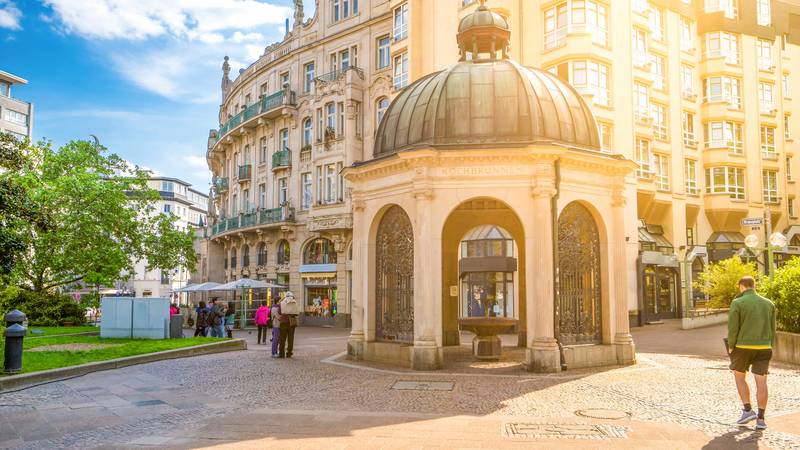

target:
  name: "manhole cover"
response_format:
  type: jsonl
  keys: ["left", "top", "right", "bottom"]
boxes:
{"left": 391, "top": 381, "right": 454, "bottom": 391}
{"left": 575, "top": 409, "right": 632, "bottom": 420}
{"left": 503, "top": 423, "right": 630, "bottom": 440}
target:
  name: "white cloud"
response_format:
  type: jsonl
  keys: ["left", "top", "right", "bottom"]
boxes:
{"left": 0, "top": 0, "right": 22, "bottom": 30}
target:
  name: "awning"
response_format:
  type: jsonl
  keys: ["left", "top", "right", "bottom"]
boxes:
{"left": 299, "top": 264, "right": 337, "bottom": 273}
{"left": 638, "top": 223, "right": 674, "bottom": 254}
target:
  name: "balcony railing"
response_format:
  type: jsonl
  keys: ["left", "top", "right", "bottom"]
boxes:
{"left": 762, "top": 150, "right": 779, "bottom": 160}
{"left": 686, "top": 181, "right": 699, "bottom": 196}
{"left": 272, "top": 149, "right": 291, "bottom": 169}
{"left": 314, "top": 66, "right": 364, "bottom": 84}
{"left": 214, "top": 177, "right": 229, "bottom": 194}
{"left": 683, "top": 131, "right": 697, "bottom": 148}
{"left": 705, "top": 139, "right": 743, "bottom": 154}
{"left": 703, "top": 49, "right": 739, "bottom": 65}
{"left": 212, "top": 89, "right": 296, "bottom": 146}
{"left": 210, "top": 207, "right": 295, "bottom": 237}
{"left": 238, "top": 164, "right": 252, "bottom": 181}
{"left": 760, "top": 101, "right": 776, "bottom": 115}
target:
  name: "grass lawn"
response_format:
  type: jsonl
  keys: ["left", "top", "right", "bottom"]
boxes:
{"left": 2, "top": 336, "right": 227, "bottom": 375}
{"left": 26, "top": 326, "right": 99, "bottom": 337}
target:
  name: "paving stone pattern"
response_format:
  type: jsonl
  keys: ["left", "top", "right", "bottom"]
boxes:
{"left": 0, "top": 323, "right": 797, "bottom": 449}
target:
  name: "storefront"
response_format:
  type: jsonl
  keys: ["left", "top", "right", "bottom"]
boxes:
{"left": 638, "top": 222, "right": 680, "bottom": 323}
{"left": 300, "top": 238, "right": 344, "bottom": 326}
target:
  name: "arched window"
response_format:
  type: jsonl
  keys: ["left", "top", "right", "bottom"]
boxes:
{"left": 230, "top": 248, "right": 237, "bottom": 269}
{"left": 241, "top": 245, "right": 250, "bottom": 267}
{"left": 376, "top": 97, "right": 389, "bottom": 127}
{"left": 277, "top": 240, "right": 291, "bottom": 265}
{"left": 257, "top": 243, "right": 268, "bottom": 266}
{"left": 556, "top": 203, "right": 601, "bottom": 345}
{"left": 303, "top": 118, "right": 313, "bottom": 147}
{"left": 303, "top": 238, "right": 337, "bottom": 265}
{"left": 375, "top": 206, "right": 414, "bottom": 342}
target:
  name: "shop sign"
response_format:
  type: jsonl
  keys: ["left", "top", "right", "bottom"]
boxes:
{"left": 304, "top": 276, "right": 336, "bottom": 286}
{"left": 741, "top": 217, "right": 763, "bottom": 226}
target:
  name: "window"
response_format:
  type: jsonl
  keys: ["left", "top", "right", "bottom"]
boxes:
{"left": 763, "top": 170, "right": 779, "bottom": 203}
{"left": 783, "top": 74, "right": 790, "bottom": 98}
{"left": 394, "top": 52, "right": 408, "bottom": 89}
{"left": 301, "top": 172, "right": 312, "bottom": 210}
{"left": 259, "top": 184, "right": 266, "bottom": 208}
{"left": 393, "top": 3, "right": 408, "bottom": 41}
{"left": 377, "top": 36, "right": 391, "bottom": 69}
{"left": 231, "top": 194, "right": 238, "bottom": 215}
{"left": 785, "top": 115, "right": 791, "bottom": 140}
{"left": 241, "top": 245, "right": 250, "bottom": 268}
{"left": 340, "top": 49, "right": 350, "bottom": 70}
{"left": 303, "top": 238, "right": 337, "bottom": 265}
{"left": 705, "top": 0, "right": 738, "bottom": 19}
{"left": 598, "top": 122, "right": 612, "bottom": 152}
{"left": 337, "top": 101, "right": 345, "bottom": 136}
{"left": 632, "top": 28, "right": 648, "bottom": 68}
{"left": 260, "top": 83, "right": 268, "bottom": 97}
{"left": 649, "top": 6, "right": 664, "bottom": 42}
{"left": 704, "top": 32, "right": 739, "bottom": 65}
{"left": 278, "top": 178, "right": 288, "bottom": 206}
{"left": 650, "top": 54, "right": 666, "bottom": 91}
{"left": 277, "top": 240, "right": 291, "bottom": 265}
{"left": 681, "top": 65, "right": 694, "bottom": 97}
{"left": 163, "top": 204, "right": 172, "bottom": 214}
{"left": 259, "top": 137, "right": 267, "bottom": 163}
{"left": 703, "top": 76, "right": 741, "bottom": 109}
{"left": 570, "top": 60, "right": 609, "bottom": 106}
{"left": 280, "top": 72, "right": 289, "bottom": 88}
{"left": 759, "top": 82, "right": 775, "bottom": 114}
{"left": 303, "top": 118, "right": 313, "bottom": 147}
{"left": 333, "top": 0, "right": 340, "bottom": 21}
{"left": 543, "top": 3, "right": 567, "bottom": 50}
{"left": 304, "top": 62, "right": 315, "bottom": 93}
{"left": 337, "top": 161, "right": 344, "bottom": 202}
{"left": 705, "top": 121, "right": 743, "bottom": 154}
{"left": 790, "top": 198, "right": 796, "bottom": 217}
{"left": 682, "top": 111, "right": 696, "bottom": 147}
{"left": 651, "top": 103, "right": 668, "bottom": 141}
{"left": 636, "top": 138, "right": 652, "bottom": 178}
{"left": 634, "top": 83, "right": 649, "bottom": 122}
{"left": 687, "top": 227, "right": 695, "bottom": 247}
{"left": 757, "top": 39, "right": 773, "bottom": 71}
{"left": 257, "top": 243, "right": 267, "bottom": 266}
{"left": 316, "top": 108, "right": 324, "bottom": 141}
{"left": 757, "top": 0, "right": 771, "bottom": 26}
{"left": 3, "top": 109, "right": 27, "bottom": 126}
{"left": 788, "top": 156, "right": 794, "bottom": 182}
{"left": 279, "top": 128, "right": 289, "bottom": 151}
{"left": 376, "top": 97, "right": 389, "bottom": 126}
{"left": 761, "top": 126, "right": 777, "bottom": 159}
{"left": 161, "top": 181, "right": 174, "bottom": 192}
{"left": 570, "top": 0, "right": 608, "bottom": 47}
{"left": 679, "top": 17, "right": 693, "bottom": 52}
{"left": 242, "top": 189, "right": 250, "bottom": 212}
{"left": 325, "top": 164, "right": 337, "bottom": 203}
{"left": 326, "top": 102, "right": 336, "bottom": 133}
{"left": 316, "top": 166, "right": 323, "bottom": 204}
{"left": 654, "top": 154, "right": 670, "bottom": 191}
{"left": 0, "top": 81, "right": 8, "bottom": 97}
{"left": 685, "top": 159, "right": 698, "bottom": 195}
{"left": 230, "top": 248, "right": 237, "bottom": 269}
{"left": 705, "top": 166, "right": 745, "bottom": 199}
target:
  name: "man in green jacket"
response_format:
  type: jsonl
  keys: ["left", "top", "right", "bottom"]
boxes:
{"left": 727, "top": 276, "right": 777, "bottom": 430}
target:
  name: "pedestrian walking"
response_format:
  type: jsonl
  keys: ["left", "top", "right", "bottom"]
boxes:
{"left": 270, "top": 299, "right": 282, "bottom": 358}
{"left": 194, "top": 301, "right": 208, "bottom": 337}
{"left": 169, "top": 303, "right": 180, "bottom": 316}
{"left": 728, "top": 276, "right": 777, "bottom": 430}
{"left": 255, "top": 301, "right": 270, "bottom": 345}
{"left": 208, "top": 297, "right": 225, "bottom": 338}
{"left": 278, "top": 291, "right": 300, "bottom": 358}
{"left": 224, "top": 302, "right": 236, "bottom": 338}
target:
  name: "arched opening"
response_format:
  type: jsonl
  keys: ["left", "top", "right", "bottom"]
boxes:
{"left": 556, "top": 202, "right": 602, "bottom": 345}
{"left": 302, "top": 117, "right": 313, "bottom": 147}
{"left": 277, "top": 240, "right": 291, "bottom": 265}
{"left": 375, "top": 205, "right": 414, "bottom": 343}
{"left": 241, "top": 245, "right": 250, "bottom": 268}
{"left": 441, "top": 198, "right": 526, "bottom": 348}
{"left": 303, "top": 238, "right": 337, "bottom": 264}
{"left": 257, "top": 243, "right": 267, "bottom": 266}
{"left": 376, "top": 97, "right": 389, "bottom": 128}
{"left": 230, "top": 248, "right": 237, "bottom": 269}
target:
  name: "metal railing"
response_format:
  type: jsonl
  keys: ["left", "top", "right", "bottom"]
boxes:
{"left": 210, "top": 207, "right": 295, "bottom": 237}
{"left": 238, "top": 164, "right": 252, "bottom": 180}
{"left": 212, "top": 89, "right": 297, "bottom": 146}
{"left": 214, "top": 177, "right": 229, "bottom": 194}
{"left": 272, "top": 149, "right": 291, "bottom": 169}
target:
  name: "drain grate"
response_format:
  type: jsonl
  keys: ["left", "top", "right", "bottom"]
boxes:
{"left": 575, "top": 409, "right": 632, "bottom": 420}
{"left": 503, "top": 423, "right": 631, "bottom": 440}
{"left": 391, "top": 381, "right": 454, "bottom": 391}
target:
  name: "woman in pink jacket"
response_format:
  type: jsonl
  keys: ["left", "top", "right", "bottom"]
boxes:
{"left": 254, "top": 301, "right": 270, "bottom": 345}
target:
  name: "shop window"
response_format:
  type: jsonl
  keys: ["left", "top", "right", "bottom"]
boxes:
{"left": 305, "top": 287, "right": 337, "bottom": 318}
{"left": 303, "top": 238, "right": 337, "bottom": 265}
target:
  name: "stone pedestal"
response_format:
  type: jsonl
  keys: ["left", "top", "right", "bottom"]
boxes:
{"left": 526, "top": 338, "right": 561, "bottom": 373}
{"left": 614, "top": 333, "right": 636, "bottom": 365}
{"left": 472, "top": 335, "right": 502, "bottom": 360}
{"left": 411, "top": 344, "right": 443, "bottom": 370}
{"left": 347, "top": 335, "right": 365, "bottom": 360}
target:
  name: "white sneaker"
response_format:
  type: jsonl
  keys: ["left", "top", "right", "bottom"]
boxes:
{"left": 755, "top": 419, "right": 767, "bottom": 430}
{"left": 736, "top": 409, "right": 758, "bottom": 425}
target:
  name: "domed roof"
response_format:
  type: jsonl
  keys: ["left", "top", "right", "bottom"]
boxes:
{"left": 458, "top": 4, "right": 508, "bottom": 33}
{"left": 374, "top": 60, "right": 601, "bottom": 158}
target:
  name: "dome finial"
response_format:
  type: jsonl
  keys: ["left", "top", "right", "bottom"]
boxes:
{"left": 456, "top": 1, "right": 510, "bottom": 61}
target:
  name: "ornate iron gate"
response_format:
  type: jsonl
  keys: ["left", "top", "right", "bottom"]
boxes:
{"left": 375, "top": 206, "right": 414, "bottom": 342}
{"left": 556, "top": 202, "right": 602, "bottom": 345}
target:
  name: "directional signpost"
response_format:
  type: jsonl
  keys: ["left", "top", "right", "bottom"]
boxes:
{"left": 741, "top": 217, "right": 763, "bottom": 227}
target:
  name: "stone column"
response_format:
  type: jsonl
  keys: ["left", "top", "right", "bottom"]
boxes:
{"left": 612, "top": 181, "right": 636, "bottom": 365}
{"left": 526, "top": 164, "right": 561, "bottom": 373}
{"left": 347, "top": 199, "right": 366, "bottom": 359}
{"left": 412, "top": 188, "right": 442, "bottom": 370}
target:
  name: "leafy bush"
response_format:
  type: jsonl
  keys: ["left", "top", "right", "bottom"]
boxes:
{"left": 760, "top": 257, "right": 800, "bottom": 333}
{"left": 0, "top": 286, "right": 85, "bottom": 326}
{"left": 695, "top": 256, "right": 760, "bottom": 309}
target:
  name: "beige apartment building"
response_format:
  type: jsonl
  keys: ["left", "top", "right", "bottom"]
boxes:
{"left": 204, "top": 0, "right": 800, "bottom": 328}
{"left": 0, "top": 70, "right": 33, "bottom": 141}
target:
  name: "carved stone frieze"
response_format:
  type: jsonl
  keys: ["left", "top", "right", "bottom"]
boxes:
{"left": 307, "top": 213, "right": 353, "bottom": 231}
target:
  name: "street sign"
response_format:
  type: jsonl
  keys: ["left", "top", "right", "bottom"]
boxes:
{"left": 742, "top": 217, "right": 764, "bottom": 226}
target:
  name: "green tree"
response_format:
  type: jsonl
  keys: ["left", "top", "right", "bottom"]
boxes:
{"left": 4, "top": 138, "right": 196, "bottom": 293}
{"left": 695, "top": 256, "right": 759, "bottom": 308}
{"left": 759, "top": 257, "right": 800, "bottom": 333}
{"left": 0, "top": 133, "right": 39, "bottom": 279}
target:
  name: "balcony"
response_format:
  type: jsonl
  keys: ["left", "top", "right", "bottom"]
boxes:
{"left": 705, "top": 139, "right": 743, "bottom": 155}
{"left": 760, "top": 101, "right": 777, "bottom": 116}
{"left": 315, "top": 66, "right": 364, "bottom": 84}
{"left": 272, "top": 149, "right": 291, "bottom": 170}
{"left": 212, "top": 89, "right": 297, "bottom": 147}
{"left": 213, "top": 177, "right": 229, "bottom": 194}
{"left": 238, "top": 164, "right": 252, "bottom": 182}
{"left": 300, "top": 145, "right": 312, "bottom": 163}
{"left": 210, "top": 206, "right": 296, "bottom": 237}
{"left": 762, "top": 150, "right": 779, "bottom": 161}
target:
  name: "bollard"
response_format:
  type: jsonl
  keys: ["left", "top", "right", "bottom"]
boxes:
{"left": 4, "top": 310, "right": 27, "bottom": 374}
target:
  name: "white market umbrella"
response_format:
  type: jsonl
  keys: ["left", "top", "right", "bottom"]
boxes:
{"left": 187, "top": 282, "right": 223, "bottom": 292}
{"left": 215, "top": 279, "right": 285, "bottom": 290}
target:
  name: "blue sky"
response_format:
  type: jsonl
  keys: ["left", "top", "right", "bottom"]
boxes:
{"left": 0, "top": 0, "right": 312, "bottom": 191}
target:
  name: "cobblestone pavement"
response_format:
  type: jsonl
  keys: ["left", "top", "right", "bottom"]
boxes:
{"left": 0, "top": 322, "right": 797, "bottom": 449}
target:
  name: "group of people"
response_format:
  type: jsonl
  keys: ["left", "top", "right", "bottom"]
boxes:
{"left": 192, "top": 297, "right": 237, "bottom": 339}
{"left": 254, "top": 291, "right": 300, "bottom": 358}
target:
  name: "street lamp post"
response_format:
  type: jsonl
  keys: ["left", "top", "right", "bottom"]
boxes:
{"left": 744, "top": 217, "right": 787, "bottom": 280}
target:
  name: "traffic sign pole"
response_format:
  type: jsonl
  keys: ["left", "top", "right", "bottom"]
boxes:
{"left": 765, "top": 207, "right": 775, "bottom": 279}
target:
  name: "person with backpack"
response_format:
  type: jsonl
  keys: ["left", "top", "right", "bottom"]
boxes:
{"left": 270, "top": 299, "right": 282, "bottom": 357}
{"left": 278, "top": 291, "right": 300, "bottom": 358}
{"left": 208, "top": 297, "right": 224, "bottom": 338}
{"left": 254, "top": 300, "right": 270, "bottom": 345}
{"left": 224, "top": 302, "right": 236, "bottom": 338}
{"left": 194, "top": 301, "right": 208, "bottom": 337}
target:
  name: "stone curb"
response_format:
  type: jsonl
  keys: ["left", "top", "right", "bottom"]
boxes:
{"left": 0, "top": 338, "right": 247, "bottom": 392}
